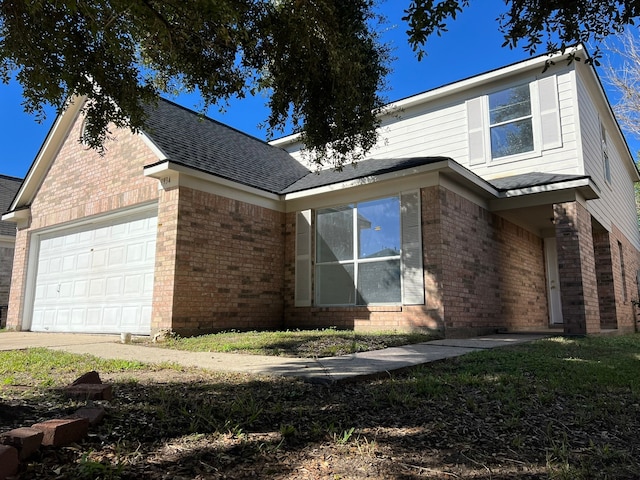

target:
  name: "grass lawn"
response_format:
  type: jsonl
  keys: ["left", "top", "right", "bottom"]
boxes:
{"left": 1, "top": 334, "right": 640, "bottom": 479}
{"left": 154, "top": 328, "right": 437, "bottom": 357}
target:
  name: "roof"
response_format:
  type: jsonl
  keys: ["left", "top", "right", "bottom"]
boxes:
{"left": 0, "top": 174, "right": 22, "bottom": 237}
{"left": 281, "top": 157, "right": 450, "bottom": 194}
{"left": 141, "top": 98, "right": 310, "bottom": 194}
{"left": 489, "top": 172, "right": 591, "bottom": 191}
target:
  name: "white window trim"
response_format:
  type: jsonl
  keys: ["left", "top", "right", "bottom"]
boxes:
{"left": 486, "top": 81, "right": 542, "bottom": 164}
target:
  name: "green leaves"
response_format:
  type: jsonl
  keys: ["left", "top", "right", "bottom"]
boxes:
{"left": 0, "top": 0, "right": 388, "bottom": 168}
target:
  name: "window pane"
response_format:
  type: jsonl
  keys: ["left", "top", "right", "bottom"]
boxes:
{"left": 316, "top": 206, "right": 354, "bottom": 262}
{"left": 316, "top": 264, "right": 355, "bottom": 305}
{"left": 490, "top": 118, "right": 533, "bottom": 158}
{"left": 357, "top": 260, "right": 401, "bottom": 304}
{"left": 358, "top": 197, "right": 400, "bottom": 259}
{"left": 489, "top": 85, "right": 531, "bottom": 124}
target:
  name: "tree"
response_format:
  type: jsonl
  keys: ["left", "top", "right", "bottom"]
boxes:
{"left": 602, "top": 31, "right": 640, "bottom": 226}
{"left": 2, "top": 1, "right": 640, "bottom": 168}
{"left": 0, "top": 0, "right": 388, "bottom": 168}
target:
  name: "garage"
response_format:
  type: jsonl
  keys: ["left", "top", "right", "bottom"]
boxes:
{"left": 29, "top": 208, "right": 157, "bottom": 334}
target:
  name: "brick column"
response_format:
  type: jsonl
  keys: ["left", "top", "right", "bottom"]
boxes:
{"left": 593, "top": 231, "right": 617, "bottom": 329}
{"left": 554, "top": 202, "right": 601, "bottom": 334}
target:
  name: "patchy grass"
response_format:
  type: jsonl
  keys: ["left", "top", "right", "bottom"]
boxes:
{"left": 155, "top": 328, "right": 437, "bottom": 357}
{"left": 0, "top": 348, "right": 163, "bottom": 387}
{"left": 2, "top": 334, "right": 640, "bottom": 479}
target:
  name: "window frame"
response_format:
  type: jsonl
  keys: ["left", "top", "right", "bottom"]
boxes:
{"left": 488, "top": 83, "right": 537, "bottom": 161}
{"left": 314, "top": 195, "right": 402, "bottom": 307}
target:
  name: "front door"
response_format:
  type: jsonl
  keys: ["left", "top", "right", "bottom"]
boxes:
{"left": 544, "top": 237, "right": 563, "bottom": 325}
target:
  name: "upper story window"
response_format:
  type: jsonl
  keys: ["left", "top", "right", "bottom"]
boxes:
{"left": 466, "top": 76, "right": 561, "bottom": 167}
{"left": 488, "top": 84, "right": 534, "bottom": 159}
{"left": 315, "top": 196, "right": 402, "bottom": 305}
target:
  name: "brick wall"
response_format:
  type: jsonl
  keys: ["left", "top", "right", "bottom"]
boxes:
{"left": 6, "top": 112, "right": 160, "bottom": 330}
{"left": 437, "top": 187, "right": 547, "bottom": 335}
{"left": 554, "top": 201, "right": 600, "bottom": 334}
{"left": 283, "top": 185, "right": 549, "bottom": 335}
{"left": 609, "top": 224, "right": 640, "bottom": 332}
{"left": 164, "top": 187, "right": 286, "bottom": 335}
{"left": 593, "top": 230, "right": 617, "bottom": 329}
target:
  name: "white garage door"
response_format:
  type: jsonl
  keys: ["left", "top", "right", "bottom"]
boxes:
{"left": 31, "top": 210, "right": 157, "bottom": 334}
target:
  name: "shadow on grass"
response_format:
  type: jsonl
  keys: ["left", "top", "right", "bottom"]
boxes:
{"left": 9, "top": 335, "right": 640, "bottom": 479}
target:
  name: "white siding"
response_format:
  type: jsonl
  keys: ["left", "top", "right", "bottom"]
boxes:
{"left": 368, "top": 101, "right": 468, "bottom": 161}
{"left": 280, "top": 66, "right": 582, "bottom": 181}
{"left": 576, "top": 69, "right": 640, "bottom": 249}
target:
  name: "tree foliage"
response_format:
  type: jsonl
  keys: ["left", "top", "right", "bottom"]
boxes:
{"left": 2, "top": 1, "right": 640, "bottom": 168}
{"left": 0, "top": 0, "right": 388, "bottom": 167}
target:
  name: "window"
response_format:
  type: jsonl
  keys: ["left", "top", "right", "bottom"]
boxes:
{"left": 315, "top": 196, "right": 402, "bottom": 305}
{"left": 601, "top": 123, "right": 612, "bottom": 184}
{"left": 488, "top": 84, "right": 534, "bottom": 159}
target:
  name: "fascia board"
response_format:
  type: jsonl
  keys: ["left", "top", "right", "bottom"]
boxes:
{"left": 8, "top": 96, "right": 86, "bottom": 212}
{"left": 490, "top": 178, "right": 599, "bottom": 211}
{"left": 1, "top": 207, "right": 31, "bottom": 228}
{"left": 497, "top": 178, "right": 599, "bottom": 199}
{"left": 144, "top": 161, "right": 285, "bottom": 211}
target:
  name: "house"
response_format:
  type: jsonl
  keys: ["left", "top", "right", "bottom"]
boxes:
{"left": 0, "top": 174, "right": 22, "bottom": 327}
{"left": 3, "top": 44, "right": 639, "bottom": 337}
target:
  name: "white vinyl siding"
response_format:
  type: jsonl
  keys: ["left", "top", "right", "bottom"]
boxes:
{"left": 577, "top": 70, "right": 640, "bottom": 249}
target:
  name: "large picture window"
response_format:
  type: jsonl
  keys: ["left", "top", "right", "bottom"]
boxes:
{"left": 315, "top": 196, "right": 401, "bottom": 305}
{"left": 489, "top": 84, "right": 534, "bottom": 159}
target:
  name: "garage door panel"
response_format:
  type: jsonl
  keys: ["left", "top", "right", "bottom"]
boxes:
{"left": 31, "top": 210, "right": 157, "bottom": 334}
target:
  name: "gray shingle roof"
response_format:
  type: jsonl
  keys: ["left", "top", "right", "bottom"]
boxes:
{"left": 141, "top": 98, "right": 310, "bottom": 194}
{"left": 0, "top": 174, "right": 22, "bottom": 237}
{"left": 281, "top": 157, "right": 451, "bottom": 193}
{"left": 489, "top": 172, "right": 591, "bottom": 191}
{"left": 138, "top": 99, "right": 592, "bottom": 198}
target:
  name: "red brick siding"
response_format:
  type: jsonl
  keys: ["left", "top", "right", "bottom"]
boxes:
{"left": 438, "top": 187, "right": 547, "bottom": 334}
{"left": 609, "top": 224, "right": 640, "bottom": 332}
{"left": 593, "top": 230, "right": 617, "bottom": 329}
{"left": 6, "top": 112, "right": 159, "bottom": 330}
{"left": 554, "top": 201, "right": 601, "bottom": 334}
{"left": 283, "top": 185, "right": 549, "bottom": 335}
{"left": 151, "top": 186, "right": 180, "bottom": 333}
{"left": 166, "top": 187, "right": 286, "bottom": 335}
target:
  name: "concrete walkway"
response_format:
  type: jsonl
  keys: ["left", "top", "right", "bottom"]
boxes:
{"left": 0, "top": 332, "right": 549, "bottom": 383}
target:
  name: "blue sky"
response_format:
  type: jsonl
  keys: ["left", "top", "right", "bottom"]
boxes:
{"left": 0, "top": 1, "right": 634, "bottom": 179}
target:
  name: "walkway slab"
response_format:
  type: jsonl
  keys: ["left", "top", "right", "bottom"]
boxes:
{"left": 0, "top": 332, "right": 550, "bottom": 383}
{"left": 0, "top": 332, "right": 116, "bottom": 351}
{"left": 427, "top": 333, "right": 550, "bottom": 349}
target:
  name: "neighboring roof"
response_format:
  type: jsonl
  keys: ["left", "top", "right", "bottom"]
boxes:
{"left": 489, "top": 172, "right": 591, "bottom": 191}
{"left": 281, "top": 157, "right": 450, "bottom": 194}
{"left": 141, "top": 98, "right": 310, "bottom": 194}
{"left": 0, "top": 174, "right": 22, "bottom": 237}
